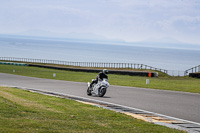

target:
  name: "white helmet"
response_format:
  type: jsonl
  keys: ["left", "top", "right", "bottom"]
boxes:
{"left": 103, "top": 69, "right": 108, "bottom": 74}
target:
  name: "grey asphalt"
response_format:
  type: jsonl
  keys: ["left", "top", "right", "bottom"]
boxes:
{"left": 0, "top": 73, "right": 200, "bottom": 123}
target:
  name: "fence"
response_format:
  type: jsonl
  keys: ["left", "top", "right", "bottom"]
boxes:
{"left": 185, "top": 65, "right": 200, "bottom": 75}
{"left": 0, "top": 57, "right": 167, "bottom": 71}
{"left": 0, "top": 57, "right": 198, "bottom": 76}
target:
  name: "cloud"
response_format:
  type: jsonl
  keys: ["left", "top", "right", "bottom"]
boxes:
{"left": 0, "top": 0, "right": 200, "bottom": 44}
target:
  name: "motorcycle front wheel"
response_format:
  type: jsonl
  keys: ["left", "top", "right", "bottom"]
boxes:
{"left": 98, "top": 87, "right": 107, "bottom": 97}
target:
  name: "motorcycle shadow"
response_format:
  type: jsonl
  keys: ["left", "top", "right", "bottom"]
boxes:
{"left": 91, "top": 95, "right": 111, "bottom": 98}
{"left": 101, "top": 96, "right": 111, "bottom": 98}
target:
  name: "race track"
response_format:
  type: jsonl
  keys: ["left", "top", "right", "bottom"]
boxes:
{"left": 0, "top": 73, "right": 200, "bottom": 124}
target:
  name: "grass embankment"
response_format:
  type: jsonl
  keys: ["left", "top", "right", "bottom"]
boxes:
{"left": 0, "top": 65, "right": 200, "bottom": 93}
{"left": 0, "top": 86, "right": 184, "bottom": 132}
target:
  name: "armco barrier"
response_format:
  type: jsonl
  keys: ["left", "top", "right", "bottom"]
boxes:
{"left": 28, "top": 64, "right": 158, "bottom": 77}
{"left": 1, "top": 57, "right": 200, "bottom": 76}
{"left": 0, "top": 62, "right": 27, "bottom": 66}
{"left": 189, "top": 73, "right": 200, "bottom": 78}
{"left": 0, "top": 57, "right": 167, "bottom": 74}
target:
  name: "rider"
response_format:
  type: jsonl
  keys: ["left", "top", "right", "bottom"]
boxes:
{"left": 90, "top": 69, "right": 108, "bottom": 88}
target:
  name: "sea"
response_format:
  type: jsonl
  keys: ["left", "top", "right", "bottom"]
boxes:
{"left": 0, "top": 35, "right": 200, "bottom": 76}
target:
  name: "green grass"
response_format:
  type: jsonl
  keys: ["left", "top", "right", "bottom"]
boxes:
{"left": 0, "top": 64, "right": 200, "bottom": 93}
{"left": 0, "top": 86, "right": 185, "bottom": 133}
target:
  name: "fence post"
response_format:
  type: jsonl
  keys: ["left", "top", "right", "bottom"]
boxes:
{"left": 199, "top": 65, "right": 200, "bottom": 72}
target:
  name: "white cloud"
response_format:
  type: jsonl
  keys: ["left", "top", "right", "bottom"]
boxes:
{"left": 0, "top": 0, "right": 200, "bottom": 44}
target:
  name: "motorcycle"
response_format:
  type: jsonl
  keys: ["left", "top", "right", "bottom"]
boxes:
{"left": 87, "top": 78, "right": 109, "bottom": 97}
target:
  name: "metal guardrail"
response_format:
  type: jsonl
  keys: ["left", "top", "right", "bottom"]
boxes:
{"left": 185, "top": 65, "right": 200, "bottom": 75}
{"left": 0, "top": 57, "right": 199, "bottom": 76}
{"left": 0, "top": 57, "right": 167, "bottom": 72}
{"left": 28, "top": 64, "right": 158, "bottom": 77}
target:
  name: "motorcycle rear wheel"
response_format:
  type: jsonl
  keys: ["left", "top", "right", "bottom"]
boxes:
{"left": 87, "top": 87, "right": 92, "bottom": 96}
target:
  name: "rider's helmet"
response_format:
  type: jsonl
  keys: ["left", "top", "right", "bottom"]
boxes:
{"left": 103, "top": 69, "right": 108, "bottom": 75}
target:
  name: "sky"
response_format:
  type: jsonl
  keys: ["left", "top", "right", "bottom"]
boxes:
{"left": 0, "top": 0, "right": 200, "bottom": 44}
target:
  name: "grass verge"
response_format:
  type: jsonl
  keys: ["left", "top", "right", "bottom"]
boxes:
{"left": 0, "top": 64, "right": 200, "bottom": 93}
{"left": 0, "top": 86, "right": 185, "bottom": 133}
